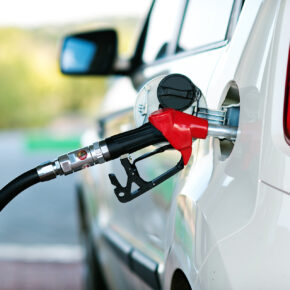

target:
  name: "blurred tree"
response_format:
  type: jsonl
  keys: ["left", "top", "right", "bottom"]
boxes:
{"left": 0, "top": 17, "right": 138, "bottom": 128}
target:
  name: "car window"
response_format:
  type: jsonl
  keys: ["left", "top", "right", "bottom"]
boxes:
{"left": 178, "top": 0, "right": 234, "bottom": 51}
{"left": 142, "top": 0, "right": 184, "bottom": 64}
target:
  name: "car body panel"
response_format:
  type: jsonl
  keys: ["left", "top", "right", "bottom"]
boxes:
{"left": 94, "top": 46, "right": 229, "bottom": 282}
{"left": 165, "top": 0, "right": 282, "bottom": 287}
{"left": 77, "top": 0, "right": 290, "bottom": 288}
{"left": 197, "top": 182, "right": 290, "bottom": 289}
{"left": 260, "top": 0, "right": 290, "bottom": 194}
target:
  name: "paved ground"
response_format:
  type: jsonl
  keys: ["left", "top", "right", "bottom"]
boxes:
{"left": 0, "top": 130, "right": 79, "bottom": 245}
{"left": 0, "top": 261, "right": 83, "bottom": 290}
{"left": 0, "top": 130, "right": 85, "bottom": 289}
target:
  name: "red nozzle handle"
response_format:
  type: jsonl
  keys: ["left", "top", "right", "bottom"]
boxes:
{"left": 149, "top": 108, "right": 208, "bottom": 165}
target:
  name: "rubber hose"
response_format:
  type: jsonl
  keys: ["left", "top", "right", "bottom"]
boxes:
{"left": 0, "top": 168, "right": 40, "bottom": 211}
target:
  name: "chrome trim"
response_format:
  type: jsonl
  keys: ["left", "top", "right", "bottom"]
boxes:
{"left": 37, "top": 141, "right": 107, "bottom": 179}
{"left": 196, "top": 107, "right": 226, "bottom": 125}
{"left": 58, "top": 147, "right": 94, "bottom": 175}
{"left": 135, "top": 0, "right": 243, "bottom": 69}
{"left": 57, "top": 143, "right": 107, "bottom": 175}
{"left": 90, "top": 142, "right": 106, "bottom": 164}
{"left": 137, "top": 40, "right": 228, "bottom": 70}
{"left": 226, "top": 0, "right": 244, "bottom": 41}
{"left": 36, "top": 160, "right": 61, "bottom": 181}
{"left": 58, "top": 154, "right": 73, "bottom": 175}
{"left": 99, "top": 141, "right": 111, "bottom": 161}
{"left": 166, "top": 0, "right": 188, "bottom": 57}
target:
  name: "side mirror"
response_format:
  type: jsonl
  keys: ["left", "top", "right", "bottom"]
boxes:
{"left": 60, "top": 29, "right": 117, "bottom": 75}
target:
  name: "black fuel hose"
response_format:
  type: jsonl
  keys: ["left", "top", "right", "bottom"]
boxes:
{"left": 105, "top": 123, "right": 165, "bottom": 159}
{"left": 0, "top": 123, "right": 166, "bottom": 211}
{"left": 0, "top": 169, "right": 40, "bottom": 211}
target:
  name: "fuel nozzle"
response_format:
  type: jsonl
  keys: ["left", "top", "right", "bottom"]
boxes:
{"left": 0, "top": 107, "right": 237, "bottom": 211}
{"left": 0, "top": 73, "right": 239, "bottom": 210}
{"left": 38, "top": 106, "right": 229, "bottom": 183}
{"left": 37, "top": 106, "right": 237, "bottom": 182}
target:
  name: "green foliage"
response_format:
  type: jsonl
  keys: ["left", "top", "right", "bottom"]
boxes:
{"left": 0, "top": 27, "right": 108, "bottom": 128}
{"left": 0, "top": 17, "right": 140, "bottom": 129}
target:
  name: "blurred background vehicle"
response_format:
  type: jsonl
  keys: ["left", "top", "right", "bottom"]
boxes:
{"left": 61, "top": 0, "right": 290, "bottom": 289}
{"left": 0, "top": 1, "right": 150, "bottom": 289}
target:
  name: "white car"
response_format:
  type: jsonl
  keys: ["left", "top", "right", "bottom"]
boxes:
{"left": 60, "top": 0, "right": 290, "bottom": 289}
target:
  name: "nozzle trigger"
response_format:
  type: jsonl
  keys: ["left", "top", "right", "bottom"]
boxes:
{"left": 108, "top": 145, "right": 184, "bottom": 203}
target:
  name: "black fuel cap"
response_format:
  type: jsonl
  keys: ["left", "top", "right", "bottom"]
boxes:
{"left": 157, "top": 74, "right": 201, "bottom": 111}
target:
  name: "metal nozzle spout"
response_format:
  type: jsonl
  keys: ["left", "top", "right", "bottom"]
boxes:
{"left": 207, "top": 123, "right": 238, "bottom": 141}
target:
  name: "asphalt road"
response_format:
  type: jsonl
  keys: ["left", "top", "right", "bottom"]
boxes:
{"left": 0, "top": 130, "right": 80, "bottom": 245}
{"left": 0, "top": 130, "right": 85, "bottom": 289}
{"left": 0, "top": 260, "right": 83, "bottom": 290}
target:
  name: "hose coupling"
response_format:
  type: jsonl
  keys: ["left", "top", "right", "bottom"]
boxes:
{"left": 36, "top": 141, "right": 110, "bottom": 180}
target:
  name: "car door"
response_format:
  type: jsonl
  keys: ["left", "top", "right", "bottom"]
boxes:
{"left": 164, "top": 0, "right": 284, "bottom": 289}
{"left": 86, "top": 0, "right": 241, "bottom": 288}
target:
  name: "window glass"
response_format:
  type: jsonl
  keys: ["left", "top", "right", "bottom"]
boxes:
{"left": 142, "top": 0, "right": 182, "bottom": 64}
{"left": 179, "top": 0, "right": 234, "bottom": 51}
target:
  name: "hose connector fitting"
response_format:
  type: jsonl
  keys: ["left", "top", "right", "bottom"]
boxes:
{"left": 36, "top": 141, "right": 110, "bottom": 180}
